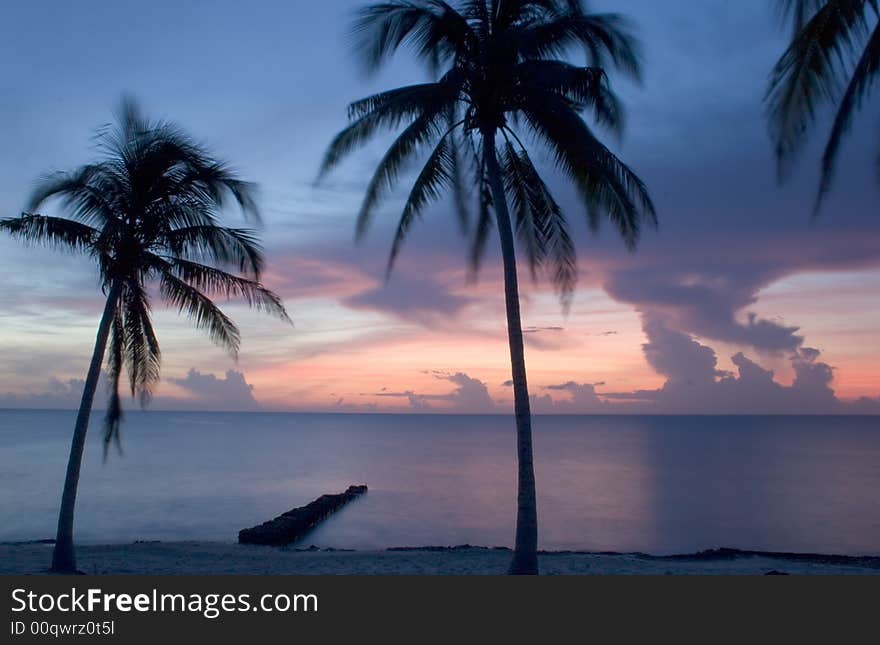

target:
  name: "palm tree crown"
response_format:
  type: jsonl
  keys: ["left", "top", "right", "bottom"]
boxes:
{"left": 320, "top": 0, "right": 655, "bottom": 302}
{"left": 767, "top": 0, "right": 880, "bottom": 211}
{"left": 1, "top": 99, "right": 289, "bottom": 452}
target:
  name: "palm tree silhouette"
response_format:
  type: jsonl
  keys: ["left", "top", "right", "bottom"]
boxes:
{"left": 767, "top": 0, "right": 880, "bottom": 211}
{"left": 320, "top": 0, "right": 654, "bottom": 574}
{"left": 1, "top": 98, "right": 290, "bottom": 573}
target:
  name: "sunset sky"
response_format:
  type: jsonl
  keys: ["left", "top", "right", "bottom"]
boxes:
{"left": 0, "top": 0, "right": 877, "bottom": 414}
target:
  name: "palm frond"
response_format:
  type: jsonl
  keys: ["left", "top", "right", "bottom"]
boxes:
{"left": 28, "top": 165, "right": 124, "bottom": 227}
{"left": 491, "top": 0, "right": 557, "bottom": 29}
{"left": 159, "top": 272, "right": 241, "bottom": 356}
{"left": 387, "top": 134, "right": 458, "bottom": 275}
{"left": 0, "top": 214, "right": 99, "bottom": 253}
{"left": 501, "top": 141, "right": 544, "bottom": 281}
{"left": 817, "top": 21, "right": 880, "bottom": 207}
{"left": 448, "top": 127, "right": 472, "bottom": 234}
{"left": 501, "top": 137, "right": 577, "bottom": 305}
{"left": 777, "top": 0, "right": 842, "bottom": 34}
{"left": 515, "top": 60, "right": 624, "bottom": 136}
{"left": 101, "top": 281, "right": 161, "bottom": 460}
{"left": 160, "top": 226, "right": 264, "bottom": 276}
{"left": 162, "top": 257, "right": 289, "bottom": 320}
{"left": 766, "top": 0, "right": 876, "bottom": 178}
{"left": 355, "top": 110, "right": 449, "bottom": 239}
{"left": 351, "top": 0, "right": 474, "bottom": 72}
{"left": 103, "top": 304, "right": 126, "bottom": 460}
{"left": 521, "top": 94, "right": 654, "bottom": 248}
{"left": 469, "top": 158, "right": 495, "bottom": 277}
{"left": 319, "top": 80, "right": 460, "bottom": 177}
{"left": 517, "top": 11, "right": 643, "bottom": 81}
{"left": 149, "top": 161, "right": 260, "bottom": 223}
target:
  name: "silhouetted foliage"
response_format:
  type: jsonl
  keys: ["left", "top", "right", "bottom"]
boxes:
{"left": 767, "top": 0, "right": 880, "bottom": 212}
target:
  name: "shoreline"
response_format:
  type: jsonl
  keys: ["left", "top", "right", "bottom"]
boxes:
{"left": 3, "top": 541, "right": 878, "bottom": 575}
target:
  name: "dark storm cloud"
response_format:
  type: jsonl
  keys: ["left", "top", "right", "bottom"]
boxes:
{"left": 598, "top": 227, "right": 880, "bottom": 360}
{"left": 344, "top": 273, "right": 475, "bottom": 324}
{"left": 262, "top": 239, "right": 484, "bottom": 326}
{"left": 605, "top": 267, "right": 804, "bottom": 354}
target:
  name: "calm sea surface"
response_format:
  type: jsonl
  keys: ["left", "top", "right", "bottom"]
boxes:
{"left": 1, "top": 411, "right": 878, "bottom": 554}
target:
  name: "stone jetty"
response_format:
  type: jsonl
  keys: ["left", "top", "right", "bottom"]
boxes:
{"left": 238, "top": 485, "right": 368, "bottom": 546}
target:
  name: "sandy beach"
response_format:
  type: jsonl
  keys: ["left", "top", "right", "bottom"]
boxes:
{"left": 2, "top": 542, "right": 878, "bottom": 576}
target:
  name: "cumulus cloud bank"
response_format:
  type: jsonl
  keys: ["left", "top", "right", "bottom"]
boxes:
{"left": 168, "top": 369, "right": 259, "bottom": 411}
{"left": 0, "top": 376, "right": 100, "bottom": 410}
{"left": 604, "top": 264, "right": 805, "bottom": 355}
{"left": 532, "top": 316, "right": 879, "bottom": 414}
{"left": 370, "top": 316, "right": 878, "bottom": 414}
{"left": 597, "top": 315, "right": 844, "bottom": 413}
{"left": 0, "top": 369, "right": 260, "bottom": 412}
{"left": 371, "top": 371, "right": 499, "bottom": 413}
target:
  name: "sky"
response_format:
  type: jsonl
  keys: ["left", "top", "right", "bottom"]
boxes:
{"left": 0, "top": 0, "right": 878, "bottom": 414}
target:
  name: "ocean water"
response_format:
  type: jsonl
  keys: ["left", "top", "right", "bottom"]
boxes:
{"left": 0, "top": 410, "right": 878, "bottom": 555}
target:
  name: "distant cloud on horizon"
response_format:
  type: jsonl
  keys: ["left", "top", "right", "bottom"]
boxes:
{"left": 324, "top": 327, "right": 880, "bottom": 414}
{"left": 168, "top": 369, "right": 259, "bottom": 411}
{"left": 0, "top": 369, "right": 261, "bottom": 413}
{"left": 2, "top": 346, "right": 877, "bottom": 414}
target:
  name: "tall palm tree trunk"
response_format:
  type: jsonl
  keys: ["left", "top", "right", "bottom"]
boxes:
{"left": 51, "top": 285, "right": 119, "bottom": 573}
{"left": 483, "top": 129, "right": 539, "bottom": 575}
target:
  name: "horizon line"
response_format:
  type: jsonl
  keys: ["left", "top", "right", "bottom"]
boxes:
{"left": 1, "top": 408, "right": 877, "bottom": 418}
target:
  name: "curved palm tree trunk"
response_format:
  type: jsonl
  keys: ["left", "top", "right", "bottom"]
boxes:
{"left": 51, "top": 285, "right": 119, "bottom": 573}
{"left": 483, "top": 129, "right": 539, "bottom": 575}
